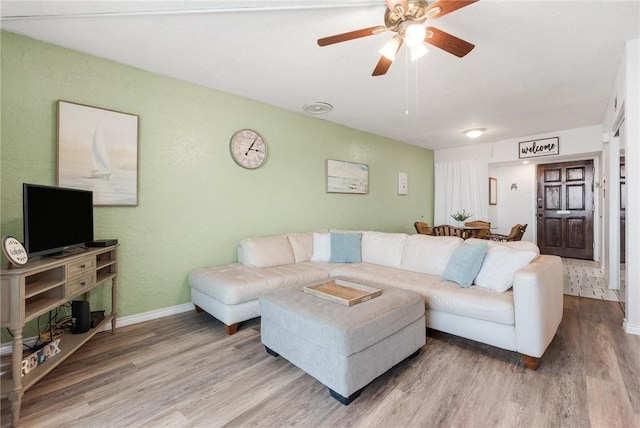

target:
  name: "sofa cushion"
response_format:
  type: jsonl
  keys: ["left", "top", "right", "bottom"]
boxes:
{"left": 241, "top": 235, "right": 295, "bottom": 268}
{"left": 474, "top": 245, "right": 538, "bottom": 292}
{"left": 287, "top": 232, "right": 314, "bottom": 263}
{"left": 330, "top": 263, "right": 515, "bottom": 325}
{"left": 361, "top": 231, "right": 407, "bottom": 269}
{"left": 466, "top": 238, "right": 540, "bottom": 255}
{"left": 329, "top": 232, "right": 362, "bottom": 263}
{"left": 401, "top": 235, "right": 463, "bottom": 275}
{"left": 311, "top": 232, "right": 331, "bottom": 261}
{"left": 190, "top": 262, "right": 333, "bottom": 305}
{"left": 442, "top": 242, "right": 487, "bottom": 287}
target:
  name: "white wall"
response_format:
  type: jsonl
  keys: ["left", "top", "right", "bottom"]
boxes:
{"left": 435, "top": 125, "right": 603, "bottom": 164}
{"left": 623, "top": 39, "right": 639, "bottom": 335}
{"left": 601, "top": 38, "right": 639, "bottom": 335}
{"left": 487, "top": 163, "right": 536, "bottom": 240}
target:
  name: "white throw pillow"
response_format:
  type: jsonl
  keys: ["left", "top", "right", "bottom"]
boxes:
{"left": 474, "top": 245, "right": 537, "bottom": 292}
{"left": 287, "top": 232, "right": 313, "bottom": 263}
{"left": 401, "top": 234, "right": 463, "bottom": 275}
{"left": 311, "top": 232, "right": 331, "bottom": 261}
{"left": 361, "top": 231, "right": 407, "bottom": 268}
{"left": 240, "top": 235, "right": 295, "bottom": 268}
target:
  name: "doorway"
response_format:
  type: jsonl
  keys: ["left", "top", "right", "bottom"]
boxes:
{"left": 536, "top": 160, "right": 594, "bottom": 259}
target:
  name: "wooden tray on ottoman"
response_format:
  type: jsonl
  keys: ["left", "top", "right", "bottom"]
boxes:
{"left": 304, "top": 278, "right": 381, "bottom": 306}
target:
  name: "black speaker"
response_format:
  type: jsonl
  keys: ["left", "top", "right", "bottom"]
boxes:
{"left": 71, "top": 301, "right": 91, "bottom": 334}
{"left": 86, "top": 239, "right": 118, "bottom": 247}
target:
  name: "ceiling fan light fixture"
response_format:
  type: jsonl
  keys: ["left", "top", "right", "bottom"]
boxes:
{"left": 404, "top": 23, "right": 426, "bottom": 47}
{"left": 464, "top": 128, "right": 486, "bottom": 139}
{"left": 379, "top": 36, "right": 401, "bottom": 61}
{"left": 409, "top": 43, "right": 428, "bottom": 61}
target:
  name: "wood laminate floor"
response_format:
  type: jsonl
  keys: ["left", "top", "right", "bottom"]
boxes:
{"left": 2, "top": 295, "right": 640, "bottom": 428}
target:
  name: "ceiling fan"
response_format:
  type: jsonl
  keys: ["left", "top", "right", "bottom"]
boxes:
{"left": 318, "top": 0, "right": 478, "bottom": 76}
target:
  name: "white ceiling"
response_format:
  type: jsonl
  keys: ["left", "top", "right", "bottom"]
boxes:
{"left": 1, "top": 0, "right": 639, "bottom": 150}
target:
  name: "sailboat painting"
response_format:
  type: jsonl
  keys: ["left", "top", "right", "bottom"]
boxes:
{"left": 90, "top": 121, "right": 112, "bottom": 180}
{"left": 57, "top": 101, "right": 139, "bottom": 206}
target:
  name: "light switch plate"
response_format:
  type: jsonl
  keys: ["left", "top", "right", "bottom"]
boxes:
{"left": 398, "top": 172, "right": 408, "bottom": 195}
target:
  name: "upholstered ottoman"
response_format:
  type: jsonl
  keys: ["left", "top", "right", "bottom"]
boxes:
{"left": 260, "top": 280, "right": 426, "bottom": 404}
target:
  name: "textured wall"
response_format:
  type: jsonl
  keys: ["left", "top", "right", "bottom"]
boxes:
{"left": 1, "top": 31, "right": 434, "bottom": 340}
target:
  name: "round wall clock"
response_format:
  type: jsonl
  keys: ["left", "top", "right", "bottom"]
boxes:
{"left": 2, "top": 236, "right": 28, "bottom": 266}
{"left": 230, "top": 129, "right": 268, "bottom": 169}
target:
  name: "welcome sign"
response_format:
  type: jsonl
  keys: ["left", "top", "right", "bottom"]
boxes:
{"left": 518, "top": 137, "right": 559, "bottom": 159}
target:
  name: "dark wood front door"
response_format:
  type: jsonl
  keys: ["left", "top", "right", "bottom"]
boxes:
{"left": 537, "top": 160, "right": 594, "bottom": 259}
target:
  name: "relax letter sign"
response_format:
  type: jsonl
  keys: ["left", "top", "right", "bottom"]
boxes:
{"left": 518, "top": 137, "right": 559, "bottom": 159}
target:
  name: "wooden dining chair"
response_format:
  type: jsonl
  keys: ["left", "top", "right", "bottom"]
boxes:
{"left": 487, "top": 224, "right": 527, "bottom": 242}
{"left": 464, "top": 220, "right": 491, "bottom": 239}
{"left": 414, "top": 221, "right": 432, "bottom": 235}
{"left": 432, "top": 224, "right": 463, "bottom": 238}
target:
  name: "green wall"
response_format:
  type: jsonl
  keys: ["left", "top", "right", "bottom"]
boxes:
{"left": 1, "top": 31, "right": 434, "bottom": 340}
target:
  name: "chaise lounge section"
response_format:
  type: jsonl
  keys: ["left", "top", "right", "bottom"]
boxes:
{"left": 189, "top": 230, "right": 563, "bottom": 369}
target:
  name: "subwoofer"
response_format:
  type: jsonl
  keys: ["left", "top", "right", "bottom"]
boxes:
{"left": 71, "top": 300, "right": 91, "bottom": 334}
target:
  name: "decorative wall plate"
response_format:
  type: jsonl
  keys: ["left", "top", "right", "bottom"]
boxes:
{"left": 2, "top": 236, "right": 28, "bottom": 266}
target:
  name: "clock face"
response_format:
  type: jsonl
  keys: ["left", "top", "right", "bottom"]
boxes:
{"left": 230, "top": 129, "right": 268, "bottom": 169}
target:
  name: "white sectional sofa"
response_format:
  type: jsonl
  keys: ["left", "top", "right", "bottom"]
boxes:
{"left": 189, "top": 231, "right": 563, "bottom": 369}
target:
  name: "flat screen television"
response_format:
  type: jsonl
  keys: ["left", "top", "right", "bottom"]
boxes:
{"left": 23, "top": 183, "right": 94, "bottom": 257}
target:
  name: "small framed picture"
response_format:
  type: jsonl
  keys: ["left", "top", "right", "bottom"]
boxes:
{"left": 489, "top": 177, "right": 497, "bottom": 205}
{"left": 326, "top": 159, "right": 369, "bottom": 194}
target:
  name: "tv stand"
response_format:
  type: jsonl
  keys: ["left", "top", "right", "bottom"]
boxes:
{"left": 1, "top": 245, "right": 118, "bottom": 427}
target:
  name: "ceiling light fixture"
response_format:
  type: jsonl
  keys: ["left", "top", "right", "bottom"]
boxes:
{"left": 409, "top": 44, "right": 428, "bottom": 61}
{"left": 379, "top": 35, "right": 401, "bottom": 61}
{"left": 303, "top": 102, "right": 333, "bottom": 114}
{"left": 403, "top": 22, "right": 426, "bottom": 47}
{"left": 464, "top": 128, "right": 486, "bottom": 139}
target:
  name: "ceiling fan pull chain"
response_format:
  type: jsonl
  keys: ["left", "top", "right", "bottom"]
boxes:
{"left": 405, "top": 50, "right": 409, "bottom": 115}
{"left": 415, "top": 59, "right": 419, "bottom": 115}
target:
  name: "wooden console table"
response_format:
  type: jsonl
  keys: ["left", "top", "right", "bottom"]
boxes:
{"left": 1, "top": 245, "right": 118, "bottom": 427}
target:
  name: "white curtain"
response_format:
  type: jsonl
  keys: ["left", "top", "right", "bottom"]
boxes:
{"left": 434, "top": 160, "right": 486, "bottom": 225}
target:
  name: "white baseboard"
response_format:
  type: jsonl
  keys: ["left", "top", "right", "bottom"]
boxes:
{"left": 623, "top": 319, "right": 640, "bottom": 335}
{"left": 1, "top": 302, "right": 195, "bottom": 356}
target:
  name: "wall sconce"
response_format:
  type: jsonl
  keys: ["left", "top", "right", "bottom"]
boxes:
{"left": 510, "top": 183, "right": 518, "bottom": 191}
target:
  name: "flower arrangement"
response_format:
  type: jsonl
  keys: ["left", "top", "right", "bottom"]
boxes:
{"left": 450, "top": 210, "right": 472, "bottom": 223}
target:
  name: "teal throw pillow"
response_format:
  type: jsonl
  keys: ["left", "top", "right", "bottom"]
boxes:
{"left": 442, "top": 243, "right": 487, "bottom": 287}
{"left": 329, "top": 233, "right": 362, "bottom": 263}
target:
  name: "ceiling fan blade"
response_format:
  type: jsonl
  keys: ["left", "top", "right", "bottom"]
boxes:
{"left": 318, "top": 26, "right": 386, "bottom": 47}
{"left": 372, "top": 56, "right": 393, "bottom": 76}
{"left": 425, "top": 0, "right": 478, "bottom": 20}
{"left": 425, "top": 26, "right": 475, "bottom": 57}
{"left": 372, "top": 38, "right": 403, "bottom": 76}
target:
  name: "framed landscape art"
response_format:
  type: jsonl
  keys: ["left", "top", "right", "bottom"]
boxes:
{"left": 326, "top": 159, "right": 368, "bottom": 194}
{"left": 57, "top": 100, "right": 139, "bottom": 206}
